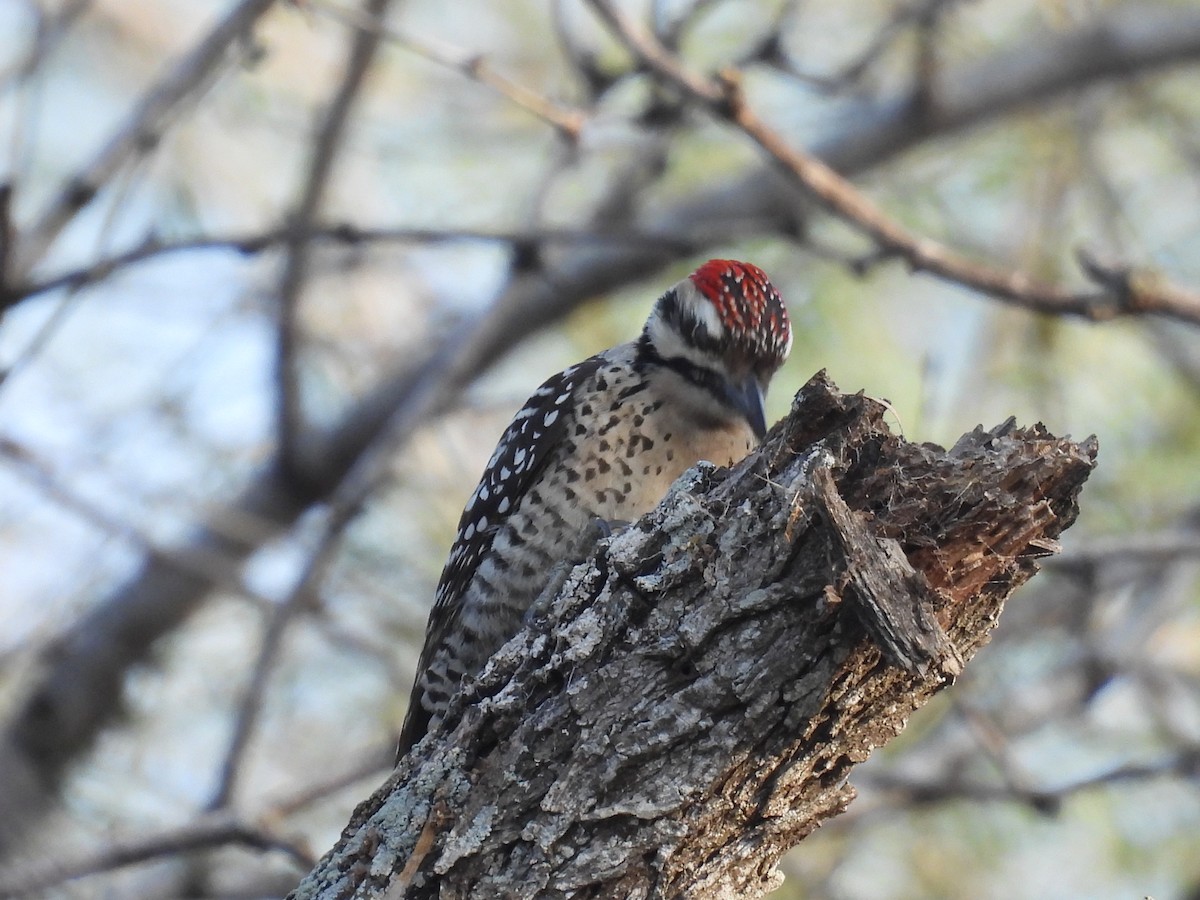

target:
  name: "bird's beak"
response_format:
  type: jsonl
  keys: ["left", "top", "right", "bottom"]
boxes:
{"left": 731, "top": 375, "right": 768, "bottom": 440}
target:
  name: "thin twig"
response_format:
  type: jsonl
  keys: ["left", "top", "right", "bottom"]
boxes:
{"left": 10, "top": 0, "right": 278, "bottom": 281}
{"left": 584, "top": 0, "right": 1200, "bottom": 328}
{"left": 266, "top": 742, "right": 394, "bottom": 819}
{"left": 207, "top": 505, "right": 362, "bottom": 809}
{"left": 863, "top": 749, "right": 1200, "bottom": 815}
{"left": 275, "top": 0, "right": 397, "bottom": 482}
{"left": 0, "top": 743, "right": 391, "bottom": 897}
{"left": 0, "top": 434, "right": 274, "bottom": 609}
{"left": 652, "top": 0, "right": 722, "bottom": 51}
{"left": 1048, "top": 531, "right": 1200, "bottom": 574}
{"left": 0, "top": 808, "right": 312, "bottom": 898}
{"left": 0, "top": 0, "right": 93, "bottom": 86}
{"left": 0, "top": 183, "right": 11, "bottom": 300}
{"left": 776, "top": 0, "right": 961, "bottom": 94}
{"left": 315, "top": 0, "right": 586, "bottom": 140}
{"left": 10, "top": 224, "right": 699, "bottom": 305}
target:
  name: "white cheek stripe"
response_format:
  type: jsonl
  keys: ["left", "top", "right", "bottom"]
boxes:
{"left": 676, "top": 278, "right": 726, "bottom": 337}
{"left": 647, "top": 312, "right": 725, "bottom": 375}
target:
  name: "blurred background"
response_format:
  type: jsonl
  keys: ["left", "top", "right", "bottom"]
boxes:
{"left": 0, "top": 0, "right": 1198, "bottom": 897}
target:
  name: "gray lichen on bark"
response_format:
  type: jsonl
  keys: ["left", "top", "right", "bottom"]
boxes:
{"left": 291, "top": 371, "right": 1097, "bottom": 899}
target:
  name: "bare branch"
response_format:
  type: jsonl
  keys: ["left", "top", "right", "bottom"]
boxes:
{"left": 585, "top": 0, "right": 722, "bottom": 103}
{"left": 0, "top": 0, "right": 92, "bottom": 86}
{"left": 275, "top": 0, "right": 398, "bottom": 481}
{"left": 585, "top": 0, "right": 1200, "bottom": 327}
{"left": 1048, "top": 530, "right": 1200, "bottom": 574}
{"left": 9, "top": 224, "right": 699, "bottom": 306}
{"left": 0, "top": 810, "right": 310, "bottom": 899}
{"left": 0, "top": 740, "right": 392, "bottom": 898}
{"left": 767, "top": 0, "right": 962, "bottom": 94}
{"left": 651, "top": 0, "right": 723, "bottom": 51}
{"left": 207, "top": 511, "right": 354, "bottom": 810}
{"left": 0, "top": 433, "right": 274, "bottom": 608}
{"left": 0, "top": 183, "right": 11, "bottom": 300}
{"left": 4, "top": 4, "right": 1198, "bottom": 861}
{"left": 863, "top": 749, "right": 1200, "bottom": 815}
{"left": 7, "top": 0, "right": 279, "bottom": 284}
{"left": 315, "top": 0, "right": 587, "bottom": 139}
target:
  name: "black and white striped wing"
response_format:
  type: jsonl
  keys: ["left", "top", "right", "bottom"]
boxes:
{"left": 396, "top": 355, "right": 605, "bottom": 754}
{"left": 431, "top": 355, "right": 605, "bottom": 617}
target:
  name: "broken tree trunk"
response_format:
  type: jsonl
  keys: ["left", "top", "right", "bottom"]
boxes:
{"left": 291, "top": 371, "right": 1097, "bottom": 899}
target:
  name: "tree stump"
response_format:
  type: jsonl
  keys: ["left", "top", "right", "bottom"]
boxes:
{"left": 290, "top": 371, "right": 1097, "bottom": 899}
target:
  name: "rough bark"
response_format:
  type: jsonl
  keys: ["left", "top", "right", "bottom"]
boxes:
{"left": 290, "top": 372, "right": 1097, "bottom": 899}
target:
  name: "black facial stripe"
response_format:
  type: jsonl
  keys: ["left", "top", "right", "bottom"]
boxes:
{"left": 636, "top": 335, "right": 743, "bottom": 415}
{"left": 657, "top": 288, "right": 726, "bottom": 357}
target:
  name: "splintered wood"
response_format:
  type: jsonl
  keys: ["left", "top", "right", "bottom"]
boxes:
{"left": 292, "top": 371, "right": 1097, "bottom": 900}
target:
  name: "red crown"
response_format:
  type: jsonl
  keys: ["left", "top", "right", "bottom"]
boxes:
{"left": 689, "top": 259, "right": 791, "bottom": 363}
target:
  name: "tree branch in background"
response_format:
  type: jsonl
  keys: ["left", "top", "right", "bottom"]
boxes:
{"left": 0, "top": 744, "right": 397, "bottom": 899}
{"left": 315, "top": 0, "right": 587, "bottom": 140}
{"left": 4, "top": 0, "right": 279, "bottom": 286}
{"left": 7, "top": 5, "right": 1200, "bottom": 316}
{"left": 0, "top": 0, "right": 92, "bottom": 87}
{"left": 0, "top": 434, "right": 276, "bottom": 608}
{"left": 585, "top": 0, "right": 1200, "bottom": 327}
{"left": 6, "top": 225, "right": 697, "bottom": 306}
{"left": 0, "top": 810, "right": 311, "bottom": 900}
{"left": 0, "top": 0, "right": 1194, "bottom": 868}
{"left": 862, "top": 750, "right": 1200, "bottom": 815}
{"left": 291, "top": 373, "right": 1095, "bottom": 898}
{"left": 275, "top": 0, "right": 397, "bottom": 480}
{"left": 206, "top": 508, "right": 356, "bottom": 811}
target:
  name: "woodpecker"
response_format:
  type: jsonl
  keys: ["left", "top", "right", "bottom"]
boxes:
{"left": 397, "top": 259, "right": 792, "bottom": 756}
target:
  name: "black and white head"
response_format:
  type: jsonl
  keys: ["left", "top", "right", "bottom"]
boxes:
{"left": 642, "top": 259, "right": 792, "bottom": 438}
